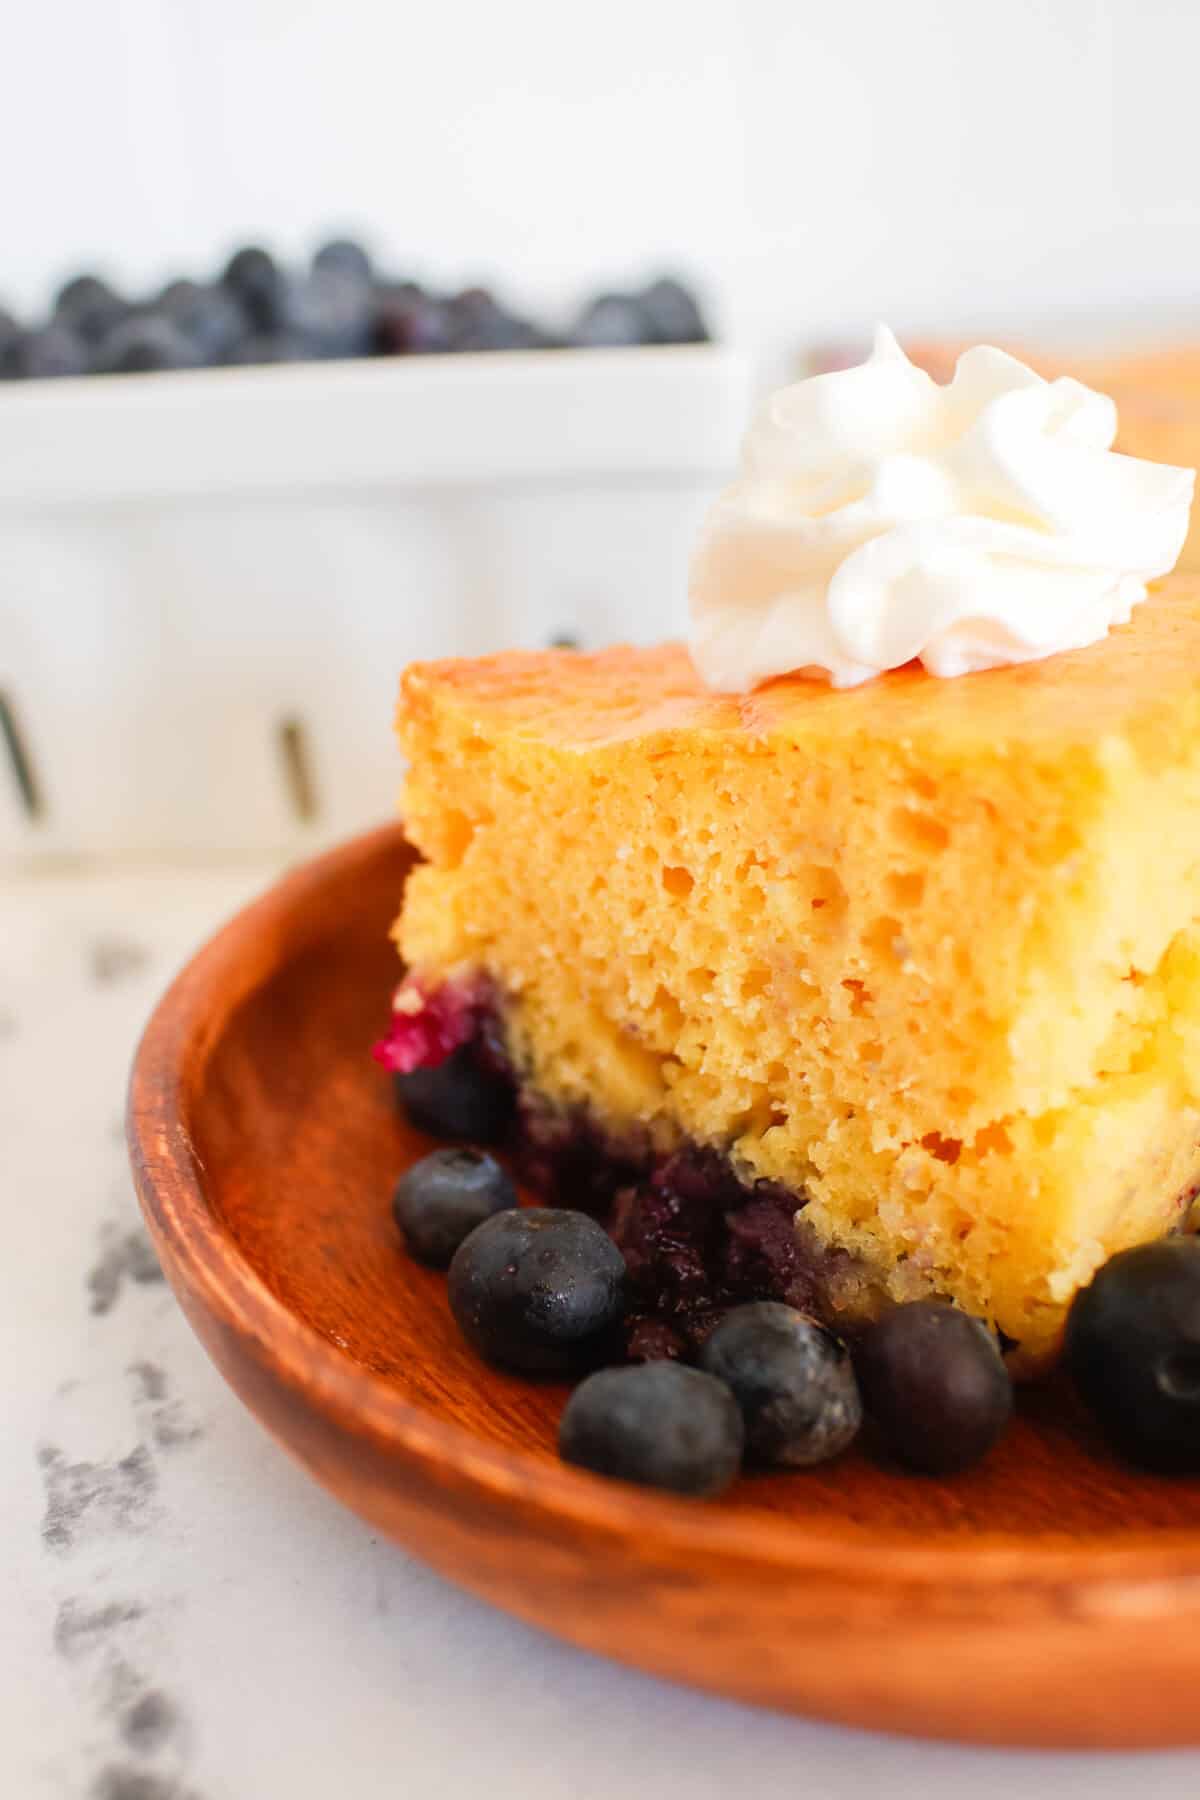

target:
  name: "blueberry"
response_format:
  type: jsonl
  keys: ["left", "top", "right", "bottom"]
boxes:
{"left": 393, "top": 1045, "right": 513, "bottom": 1144}
{"left": 220, "top": 245, "right": 287, "bottom": 331}
{"left": 54, "top": 273, "right": 129, "bottom": 344}
{"left": 224, "top": 331, "right": 312, "bottom": 366}
{"left": 93, "top": 316, "right": 202, "bottom": 375}
{"left": 312, "top": 237, "right": 373, "bottom": 284}
{"left": 637, "top": 276, "right": 709, "bottom": 344}
{"left": 156, "top": 279, "right": 246, "bottom": 363}
{"left": 447, "top": 287, "right": 547, "bottom": 352}
{"left": 1065, "top": 1238, "right": 1200, "bottom": 1470}
{"left": 699, "top": 1301, "right": 862, "bottom": 1467}
{"left": 393, "top": 1147, "right": 517, "bottom": 1268}
{"left": 560, "top": 1362, "right": 744, "bottom": 1496}
{"left": 284, "top": 269, "right": 373, "bottom": 360}
{"left": 374, "top": 290, "right": 455, "bottom": 356}
{"left": 569, "top": 293, "right": 652, "bottom": 349}
{"left": 448, "top": 1207, "right": 628, "bottom": 1374}
{"left": 4, "top": 323, "right": 89, "bottom": 380}
{"left": 0, "top": 305, "right": 20, "bottom": 365}
{"left": 855, "top": 1301, "right": 1012, "bottom": 1474}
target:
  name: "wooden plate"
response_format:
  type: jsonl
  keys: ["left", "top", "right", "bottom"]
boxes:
{"left": 128, "top": 822, "right": 1200, "bottom": 1748}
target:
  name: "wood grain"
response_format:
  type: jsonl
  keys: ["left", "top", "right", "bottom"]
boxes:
{"left": 128, "top": 822, "right": 1200, "bottom": 1747}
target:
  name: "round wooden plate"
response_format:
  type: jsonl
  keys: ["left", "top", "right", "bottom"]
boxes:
{"left": 128, "top": 822, "right": 1200, "bottom": 1749}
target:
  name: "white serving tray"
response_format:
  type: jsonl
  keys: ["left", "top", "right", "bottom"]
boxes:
{"left": 0, "top": 346, "right": 748, "bottom": 861}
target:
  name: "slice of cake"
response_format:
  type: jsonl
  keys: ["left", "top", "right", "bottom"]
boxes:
{"left": 386, "top": 591, "right": 1200, "bottom": 1369}
{"left": 380, "top": 330, "right": 1200, "bottom": 1373}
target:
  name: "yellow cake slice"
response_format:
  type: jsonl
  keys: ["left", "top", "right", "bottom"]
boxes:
{"left": 385, "top": 583, "right": 1200, "bottom": 1370}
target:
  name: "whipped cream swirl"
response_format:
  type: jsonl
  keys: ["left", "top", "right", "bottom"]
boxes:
{"left": 689, "top": 325, "right": 1195, "bottom": 690}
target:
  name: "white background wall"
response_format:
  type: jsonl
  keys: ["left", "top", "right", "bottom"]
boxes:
{"left": 8, "top": 0, "right": 1200, "bottom": 366}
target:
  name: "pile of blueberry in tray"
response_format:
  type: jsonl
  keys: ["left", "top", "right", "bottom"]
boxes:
{"left": 392, "top": 1111, "right": 1200, "bottom": 1495}
{"left": 0, "top": 239, "right": 710, "bottom": 381}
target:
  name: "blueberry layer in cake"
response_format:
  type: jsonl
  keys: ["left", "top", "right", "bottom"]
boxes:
{"left": 378, "top": 588, "right": 1200, "bottom": 1371}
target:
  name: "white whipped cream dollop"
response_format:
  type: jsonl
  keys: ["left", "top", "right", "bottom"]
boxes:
{"left": 689, "top": 325, "right": 1195, "bottom": 691}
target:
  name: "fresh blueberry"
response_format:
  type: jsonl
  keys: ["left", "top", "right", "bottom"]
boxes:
{"left": 220, "top": 245, "right": 287, "bottom": 331}
{"left": 374, "top": 289, "right": 455, "bottom": 356}
{"left": 448, "top": 1207, "right": 628, "bottom": 1374}
{"left": 569, "top": 293, "right": 652, "bottom": 349}
{"left": 5, "top": 324, "right": 90, "bottom": 380}
{"left": 854, "top": 1301, "right": 1012, "bottom": 1474}
{"left": 284, "top": 269, "right": 373, "bottom": 360}
{"left": 393, "top": 1147, "right": 517, "bottom": 1268}
{"left": 699, "top": 1301, "right": 862, "bottom": 1467}
{"left": 560, "top": 1361, "right": 744, "bottom": 1496}
{"left": 53, "top": 273, "right": 129, "bottom": 344}
{"left": 393, "top": 1045, "right": 513, "bottom": 1144}
{"left": 1065, "top": 1237, "right": 1200, "bottom": 1470}
{"left": 637, "top": 276, "right": 709, "bottom": 344}
{"left": 447, "top": 287, "right": 546, "bottom": 352}
{"left": 0, "top": 305, "right": 20, "bottom": 366}
{"left": 224, "top": 330, "right": 312, "bottom": 366}
{"left": 312, "top": 237, "right": 373, "bottom": 284}
{"left": 156, "top": 279, "right": 246, "bottom": 363}
{"left": 93, "top": 316, "right": 202, "bottom": 374}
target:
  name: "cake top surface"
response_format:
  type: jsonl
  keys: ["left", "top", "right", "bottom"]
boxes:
{"left": 401, "top": 579, "right": 1200, "bottom": 758}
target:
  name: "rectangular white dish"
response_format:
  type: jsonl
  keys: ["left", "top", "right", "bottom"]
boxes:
{"left": 0, "top": 345, "right": 748, "bottom": 860}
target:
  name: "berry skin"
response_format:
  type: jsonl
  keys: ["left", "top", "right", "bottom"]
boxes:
{"left": 221, "top": 245, "right": 287, "bottom": 331}
{"left": 699, "top": 1301, "right": 862, "bottom": 1467}
{"left": 5, "top": 324, "right": 89, "bottom": 379}
{"left": 1065, "top": 1237, "right": 1200, "bottom": 1471}
{"left": 560, "top": 1362, "right": 744, "bottom": 1497}
{"left": 569, "top": 293, "right": 652, "bottom": 349}
{"left": 448, "top": 1208, "right": 628, "bottom": 1374}
{"left": 94, "top": 316, "right": 202, "bottom": 374}
{"left": 637, "top": 276, "right": 709, "bottom": 344}
{"left": 312, "top": 237, "right": 373, "bottom": 284}
{"left": 393, "top": 1148, "right": 517, "bottom": 1269}
{"left": 854, "top": 1301, "right": 1012, "bottom": 1475}
{"left": 393, "top": 1046, "right": 513, "bottom": 1145}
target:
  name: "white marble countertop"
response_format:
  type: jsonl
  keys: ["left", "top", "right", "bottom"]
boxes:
{"left": 6, "top": 861, "right": 1200, "bottom": 1800}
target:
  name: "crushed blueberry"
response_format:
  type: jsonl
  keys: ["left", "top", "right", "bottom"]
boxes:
{"left": 380, "top": 982, "right": 514, "bottom": 1144}
{"left": 373, "top": 981, "right": 480, "bottom": 1074}
{"left": 559, "top": 1361, "right": 743, "bottom": 1497}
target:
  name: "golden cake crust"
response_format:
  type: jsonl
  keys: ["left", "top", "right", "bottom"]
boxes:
{"left": 400, "top": 582, "right": 1200, "bottom": 752}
